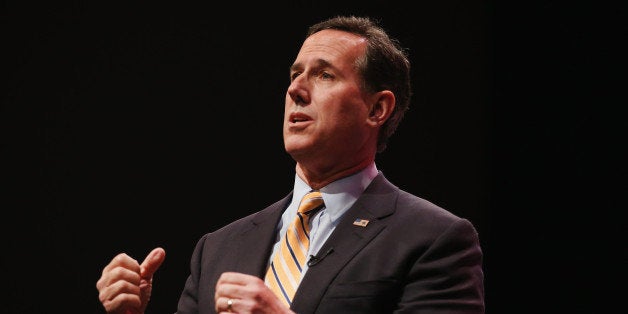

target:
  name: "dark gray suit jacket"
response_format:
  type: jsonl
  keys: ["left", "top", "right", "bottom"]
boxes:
{"left": 176, "top": 172, "right": 484, "bottom": 313}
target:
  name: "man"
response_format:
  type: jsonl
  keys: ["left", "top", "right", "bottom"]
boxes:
{"left": 96, "top": 15, "right": 485, "bottom": 313}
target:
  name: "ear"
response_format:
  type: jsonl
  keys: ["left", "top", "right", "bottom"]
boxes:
{"left": 367, "top": 90, "right": 395, "bottom": 127}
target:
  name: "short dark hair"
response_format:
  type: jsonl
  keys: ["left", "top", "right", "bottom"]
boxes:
{"left": 307, "top": 16, "right": 412, "bottom": 153}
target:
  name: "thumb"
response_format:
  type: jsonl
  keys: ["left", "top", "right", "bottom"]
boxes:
{"left": 140, "top": 247, "right": 166, "bottom": 279}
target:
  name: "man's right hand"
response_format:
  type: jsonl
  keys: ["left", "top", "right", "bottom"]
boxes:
{"left": 96, "top": 247, "right": 166, "bottom": 314}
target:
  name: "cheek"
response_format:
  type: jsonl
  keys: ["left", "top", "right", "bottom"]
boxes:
{"left": 333, "top": 101, "right": 370, "bottom": 128}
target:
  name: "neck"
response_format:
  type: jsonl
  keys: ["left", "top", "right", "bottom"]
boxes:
{"left": 295, "top": 158, "right": 374, "bottom": 190}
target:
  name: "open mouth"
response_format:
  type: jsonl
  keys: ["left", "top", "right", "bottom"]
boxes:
{"left": 290, "top": 112, "right": 311, "bottom": 123}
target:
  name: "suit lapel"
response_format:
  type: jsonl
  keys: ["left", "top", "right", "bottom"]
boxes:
{"left": 232, "top": 193, "right": 293, "bottom": 278}
{"left": 291, "top": 174, "right": 398, "bottom": 312}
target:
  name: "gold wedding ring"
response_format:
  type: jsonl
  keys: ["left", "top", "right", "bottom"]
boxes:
{"left": 227, "top": 298, "right": 234, "bottom": 312}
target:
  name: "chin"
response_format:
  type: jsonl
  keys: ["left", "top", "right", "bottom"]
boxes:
{"left": 284, "top": 141, "right": 311, "bottom": 158}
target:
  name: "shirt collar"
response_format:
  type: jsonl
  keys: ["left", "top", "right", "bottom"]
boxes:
{"left": 292, "top": 162, "right": 379, "bottom": 222}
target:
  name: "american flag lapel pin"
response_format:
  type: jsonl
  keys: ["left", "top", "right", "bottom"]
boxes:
{"left": 353, "top": 218, "right": 369, "bottom": 227}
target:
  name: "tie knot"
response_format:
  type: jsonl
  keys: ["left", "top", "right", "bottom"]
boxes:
{"left": 298, "top": 190, "right": 324, "bottom": 214}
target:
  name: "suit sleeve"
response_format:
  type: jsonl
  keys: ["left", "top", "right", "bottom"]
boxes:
{"left": 175, "top": 233, "right": 207, "bottom": 314}
{"left": 396, "top": 218, "right": 485, "bottom": 313}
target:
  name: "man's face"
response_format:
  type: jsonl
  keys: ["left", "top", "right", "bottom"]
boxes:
{"left": 283, "top": 29, "right": 377, "bottom": 171}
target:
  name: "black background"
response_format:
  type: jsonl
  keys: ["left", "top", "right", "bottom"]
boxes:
{"left": 2, "top": 1, "right": 625, "bottom": 313}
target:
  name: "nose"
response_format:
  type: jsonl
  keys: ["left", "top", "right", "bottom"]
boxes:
{"left": 287, "top": 76, "right": 310, "bottom": 106}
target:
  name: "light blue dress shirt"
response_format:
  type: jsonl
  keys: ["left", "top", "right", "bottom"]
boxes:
{"left": 266, "top": 162, "right": 379, "bottom": 278}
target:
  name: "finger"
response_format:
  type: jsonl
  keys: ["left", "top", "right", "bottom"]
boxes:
{"left": 101, "top": 288, "right": 142, "bottom": 313}
{"left": 102, "top": 253, "right": 140, "bottom": 274}
{"left": 226, "top": 297, "right": 236, "bottom": 313}
{"left": 140, "top": 247, "right": 166, "bottom": 278}
{"left": 99, "top": 278, "right": 141, "bottom": 303}
{"left": 98, "top": 275, "right": 143, "bottom": 312}
{"left": 215, "top": 272, "right": 246, "bottom": 300}
{"left": 215, "top": 296, "right": 236, "bottom": 313}
{"left": 97, "top": 254, "right": 141, "bottom": 291}
{"left": 215, "top": 272, "right": 269, "bottom": 301}
{"left": 217, "top": 271, "right": 259, "bottom": 285}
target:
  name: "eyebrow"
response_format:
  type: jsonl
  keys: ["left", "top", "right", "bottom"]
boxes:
{"left": 290, "top": 58, "right": 334, "bottom": 73}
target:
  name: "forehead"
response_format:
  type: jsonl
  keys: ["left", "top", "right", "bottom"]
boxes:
{"left": 294, "top": 29, "right": 367, "bottom": 67}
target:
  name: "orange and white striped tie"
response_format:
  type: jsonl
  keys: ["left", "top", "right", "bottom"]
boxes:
{"left": 265, "top": 190, "right": 325, "bottom": 306}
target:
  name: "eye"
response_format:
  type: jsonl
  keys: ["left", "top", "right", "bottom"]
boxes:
{"left": 320, "top": 71, "right": 333, "bottom": 80}
{"left": 290, "top": 71, "right": 302, "bottom": 81}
